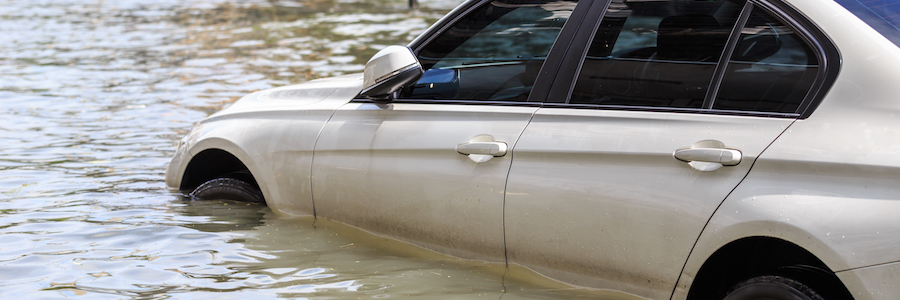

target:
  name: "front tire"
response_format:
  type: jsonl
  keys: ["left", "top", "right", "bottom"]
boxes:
{"left": 190, "top": 177, "right": 264, "bottom": 203}
{"left": 723, "top": 276, "right": 824, "bottom": 300}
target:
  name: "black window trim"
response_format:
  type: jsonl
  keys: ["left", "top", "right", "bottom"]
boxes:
{"left": 541, "top": 103, "right": 800, "bottom": 118}
{"left": 543, "top": 0, "right": 611, "bottom": 103}
{"left": 545, "top": 0, "right": 841, "bottom": 119}
{"left": 756, "top": 0, "right": 841, "bottom": 119}
{"left": 529, "top": 0, "right": 611, "bottom": 103}
{"left": 349, "top": 0, "right": 840, "bottom": 119}
{"left": 703, "top": 1, "right": 755, "bottom": 109}
{"left": 351, "top": 98, "right": 545, "bottom": 107}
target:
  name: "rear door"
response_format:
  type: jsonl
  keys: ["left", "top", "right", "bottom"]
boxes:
{"left": 504, "top": 0, "right": 829, "bottom": 297}
{"left": 311, "top": 0, "right": 586, "bottom": 261}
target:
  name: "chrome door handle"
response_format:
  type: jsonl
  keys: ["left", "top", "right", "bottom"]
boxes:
{"left": 457, "top": 141, "right": 508, "bottom": 157}
{"left": 673, "top": 148, "right": 742, "bottom": 166}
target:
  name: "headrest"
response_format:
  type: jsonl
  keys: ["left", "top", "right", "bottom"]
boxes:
{"left": 656, "top": 14, "right": 728, "bottom": 61}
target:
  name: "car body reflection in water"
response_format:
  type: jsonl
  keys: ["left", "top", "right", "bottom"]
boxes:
{"left": 0, "top": 0, "right": 613, "bottom": 298}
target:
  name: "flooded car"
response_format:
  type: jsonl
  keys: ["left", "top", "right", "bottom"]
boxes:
{"left": 167, "top": 0, "right": 900, "bottom": 298}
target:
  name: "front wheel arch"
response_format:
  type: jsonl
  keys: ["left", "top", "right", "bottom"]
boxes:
{"left": 180, "top": 148, "right": 261, "bottom": 194}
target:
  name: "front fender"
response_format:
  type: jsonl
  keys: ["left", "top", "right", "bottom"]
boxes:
{"left": 172, "top": 130, "right": 277, "bottom": 205}
{"left": 165, "top": 73, "right": 364, "bottom": 216}
{"left": 178, "top": 112, "right": 310, "bottom": 215}
{"left": 165, "top": 134, "right": 192, "bottom": 189}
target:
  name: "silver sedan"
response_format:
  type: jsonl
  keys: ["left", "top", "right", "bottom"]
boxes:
{"left": 167, "top": 0, "right": 900, "bottom": 298}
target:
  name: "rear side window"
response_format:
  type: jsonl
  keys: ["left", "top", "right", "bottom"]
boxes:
{"left": 713, "top": 6, "right": 820, "bottom": 113}
{"left": 570, "top": 0, "right": 746, "bottom": 108}
{"left": 835, "top": 0, "right": 900, "bottom": 47}
{"left": 569, "top": 0, "right": 823, "bottom": 115}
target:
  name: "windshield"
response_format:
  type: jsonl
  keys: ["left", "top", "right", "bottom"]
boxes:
{"left": 835, "top": 0, "right": 900, "bottom": 47}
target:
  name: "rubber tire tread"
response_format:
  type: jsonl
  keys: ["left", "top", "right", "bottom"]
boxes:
{"left": 190, "top": 178, "right": 264, "bottom": 203}
{"left": 723, "top": 275, "right": 825, "bottom": 300}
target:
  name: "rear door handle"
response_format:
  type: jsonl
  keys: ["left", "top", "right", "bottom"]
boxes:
{"left": 457, "top": 141, "right": 508, "bottom": 157}
{"left": 673, "top": 148, "right": 742, "bottom": 166}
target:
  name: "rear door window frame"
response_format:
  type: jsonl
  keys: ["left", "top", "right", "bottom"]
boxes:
{"left": 543, "top": 0, "right": 840, "bottom": 119}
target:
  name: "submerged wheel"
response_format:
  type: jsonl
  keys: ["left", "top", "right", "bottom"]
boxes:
{"left": 723, "top": 276, "right": 824, "bottom": 300}
{"left": 190, "top": 177, "right": 264, "bottom": 203}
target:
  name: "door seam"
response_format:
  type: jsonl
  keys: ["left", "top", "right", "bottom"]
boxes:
{"left": 668, "top": 119, "right": 799, "bottom": 300}
{"left": 307, "top": 96, "right": 344, "bottom": 219}
{"left": 500, "top": 107, "right": 541, "bottom": 268}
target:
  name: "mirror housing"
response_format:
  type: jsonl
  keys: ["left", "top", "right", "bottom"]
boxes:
{"left": 360, "top": 46, "right": 423, "bottom": 100}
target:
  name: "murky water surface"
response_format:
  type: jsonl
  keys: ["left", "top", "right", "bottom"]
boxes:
{"left": 0, "top": 0, "right": 611, "bottom": 298}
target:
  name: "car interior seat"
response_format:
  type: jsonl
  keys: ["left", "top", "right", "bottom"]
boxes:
{"left": 655, "top": 14, "right": 728, "bottom": 62}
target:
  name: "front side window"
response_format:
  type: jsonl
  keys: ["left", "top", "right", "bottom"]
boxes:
{"left": 401, "top": 0, "right": 578, "bottom": 101}
{"left": 570, "top": 0, "right": 746, "bottom": 108}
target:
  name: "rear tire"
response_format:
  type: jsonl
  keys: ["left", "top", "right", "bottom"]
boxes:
{"left": 723, "top": 276, "right": 824, "bottom": 300}
{"left": 190, "top": 177, "right": 264, "bottom": 203}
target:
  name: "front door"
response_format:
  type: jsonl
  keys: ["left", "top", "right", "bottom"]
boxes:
{"left": 311, "top": 0, "right": 581, "bottom": 261}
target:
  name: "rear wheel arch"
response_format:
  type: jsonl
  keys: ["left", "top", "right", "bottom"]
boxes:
{"left": 687, "top": 236, "right": 853, "bottom": 300}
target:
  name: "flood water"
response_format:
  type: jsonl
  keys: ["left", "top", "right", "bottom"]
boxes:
{"left": 0, "top": 0, "right": 614, "bottom": 298}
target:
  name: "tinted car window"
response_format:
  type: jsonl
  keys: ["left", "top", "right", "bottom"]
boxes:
{"left": 713, "top": 6, "right": 819, "bottom": 113}
{"left": 569, "top": 0, "right": 745, "bottom": 108}
{"left": 401, "top": 0, "right": 577, "bottom": 101}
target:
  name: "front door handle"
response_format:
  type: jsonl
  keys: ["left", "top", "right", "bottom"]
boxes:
{"left": 673, "top": 148, "right": 742, "bottom": 166}
{"left": 457, "top": 141, "right": 508, "bottom": 157}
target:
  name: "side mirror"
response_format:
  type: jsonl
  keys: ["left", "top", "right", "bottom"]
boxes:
{"left": 360, "top": 46, "right": 424, "bottom": 100}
